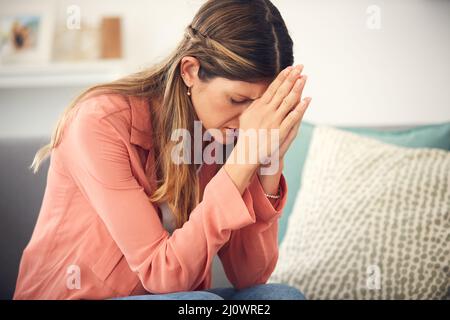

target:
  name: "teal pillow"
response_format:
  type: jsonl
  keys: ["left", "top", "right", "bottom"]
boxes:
{"left": 279, "top": 121, "right": 450, "bottom": 244}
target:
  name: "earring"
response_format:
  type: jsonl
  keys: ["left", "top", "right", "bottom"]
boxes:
{"left": 181, "top": 73, "right": 191, "bottom": 96}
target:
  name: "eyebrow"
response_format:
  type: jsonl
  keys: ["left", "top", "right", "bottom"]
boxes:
{"left": 234, "top": 93, "right": 258, "bottom": 100}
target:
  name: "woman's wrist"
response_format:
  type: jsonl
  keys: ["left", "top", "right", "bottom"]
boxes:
{"left": 223, "top": 146, "right": 259, "bottom": 195}
{"left": 257, "top": 158, "right": 283, "bottom": 196}
{"left": 223, "top": 162, "right": 258, "bottom": 195}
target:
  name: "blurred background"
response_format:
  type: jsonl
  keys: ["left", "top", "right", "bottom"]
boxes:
{"left": 0, "top": 0, "right": 449, "bottom": 299}
{"left": 0, "top": 0, "right": 449, "bottom": 138}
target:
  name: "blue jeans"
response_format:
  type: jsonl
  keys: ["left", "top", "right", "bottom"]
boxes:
{"left": 112, "top": 283, "right": 306, "bottom": 300}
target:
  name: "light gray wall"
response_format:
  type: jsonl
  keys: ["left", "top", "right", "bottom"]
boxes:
{"left": 287, "top": 0, "right": 450, "bottom": 126}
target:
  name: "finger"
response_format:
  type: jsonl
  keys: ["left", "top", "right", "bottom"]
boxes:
{"left": 277, "top": 118, "right": 300, "bottom": 158}
{"left": 279, "top": 96, "right": 311, "bottom": 156}
{"left": 259, "top": 65, "right": 294, "bottom": 104}
{"left": 297, "top": 74, "right": 307, "bottom": 104}
{"left": 269, "top": 64, "right": 304, "bottom": 110}
{"left": 279, "top": 97, "right": 312, "bottom": 140}
{"left": 288, "top": 114, "right": 302, "bottom": 141}
{"left": 275, "top": 75, "right": 307, "bottom": 124}
{"left": 278, "top": 110, "right": 302, "bottom": 155}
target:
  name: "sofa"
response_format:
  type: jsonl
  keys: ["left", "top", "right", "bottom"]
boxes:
{"left": 1, "top": 122, "right": 449, "bottom": 299}
{"left": 0, "top": 136, "right": 50, "bottom": 299}
{"left": 0, "top": 136, "right": 232, "bottom": 300}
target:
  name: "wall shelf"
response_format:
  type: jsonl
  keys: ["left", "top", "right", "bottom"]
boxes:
{"left": 0, "top": 60, "right": 130, "bottom": 88}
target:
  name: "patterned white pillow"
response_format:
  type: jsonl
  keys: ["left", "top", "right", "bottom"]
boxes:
{"left": 269, "top": 126, "right": 450, "bottom": 300}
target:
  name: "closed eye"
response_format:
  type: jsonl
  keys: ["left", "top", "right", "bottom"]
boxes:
{"left": 230, "top": 98, "right": 250, "bottom": 105}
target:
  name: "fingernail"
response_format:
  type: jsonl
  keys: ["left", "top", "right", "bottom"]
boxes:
{"left": 291, "top": 68, "right": 300, "bottom": 78}
{"left": 284, "top": 66, "right": 293, "bottom": 75}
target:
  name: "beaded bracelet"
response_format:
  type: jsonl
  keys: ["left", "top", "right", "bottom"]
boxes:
{"left": 264, "top": 186, "right": 282, "bottom": 199}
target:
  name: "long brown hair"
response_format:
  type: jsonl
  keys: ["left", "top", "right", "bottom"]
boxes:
{"left": 30, "top": 0, "right": 294, "bottom": 228}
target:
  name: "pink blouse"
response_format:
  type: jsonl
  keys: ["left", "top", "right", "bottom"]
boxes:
{"left": 13, "top": 92, "right": 287, "bottom": 299}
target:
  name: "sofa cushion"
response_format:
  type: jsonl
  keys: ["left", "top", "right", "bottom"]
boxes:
{"left": 280, "top": 121, "right": 450, "bottom": 244}
{"left": 270, "top": 126, "right": 450, "bottom": 299}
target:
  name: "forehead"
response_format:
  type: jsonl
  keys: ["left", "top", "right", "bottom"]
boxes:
{"left": 212, "top": 77, "right": 271, "bottom": 98}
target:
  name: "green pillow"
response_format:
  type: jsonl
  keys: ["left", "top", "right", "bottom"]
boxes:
{"left": 279, "top": 121, "right": 450, "bottom": 244}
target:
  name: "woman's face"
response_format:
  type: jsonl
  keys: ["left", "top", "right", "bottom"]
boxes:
{"left": 192, "top": 77, "right": 270, "bottom": 145}
{"left": 180, "top": 57, "right": 270, "bottom": 145}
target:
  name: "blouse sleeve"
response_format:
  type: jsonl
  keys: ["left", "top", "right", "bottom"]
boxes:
{"left": 218, "top": 172, "right": 288, "bottom": 289}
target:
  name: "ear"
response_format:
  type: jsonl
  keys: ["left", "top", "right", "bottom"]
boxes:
{"left": 180, "top": 56, "right": 200, "bottom": 86}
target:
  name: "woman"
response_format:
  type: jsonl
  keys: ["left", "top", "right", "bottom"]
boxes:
{"left": 14, "top": 0, "right": 311, "bottom": 300}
